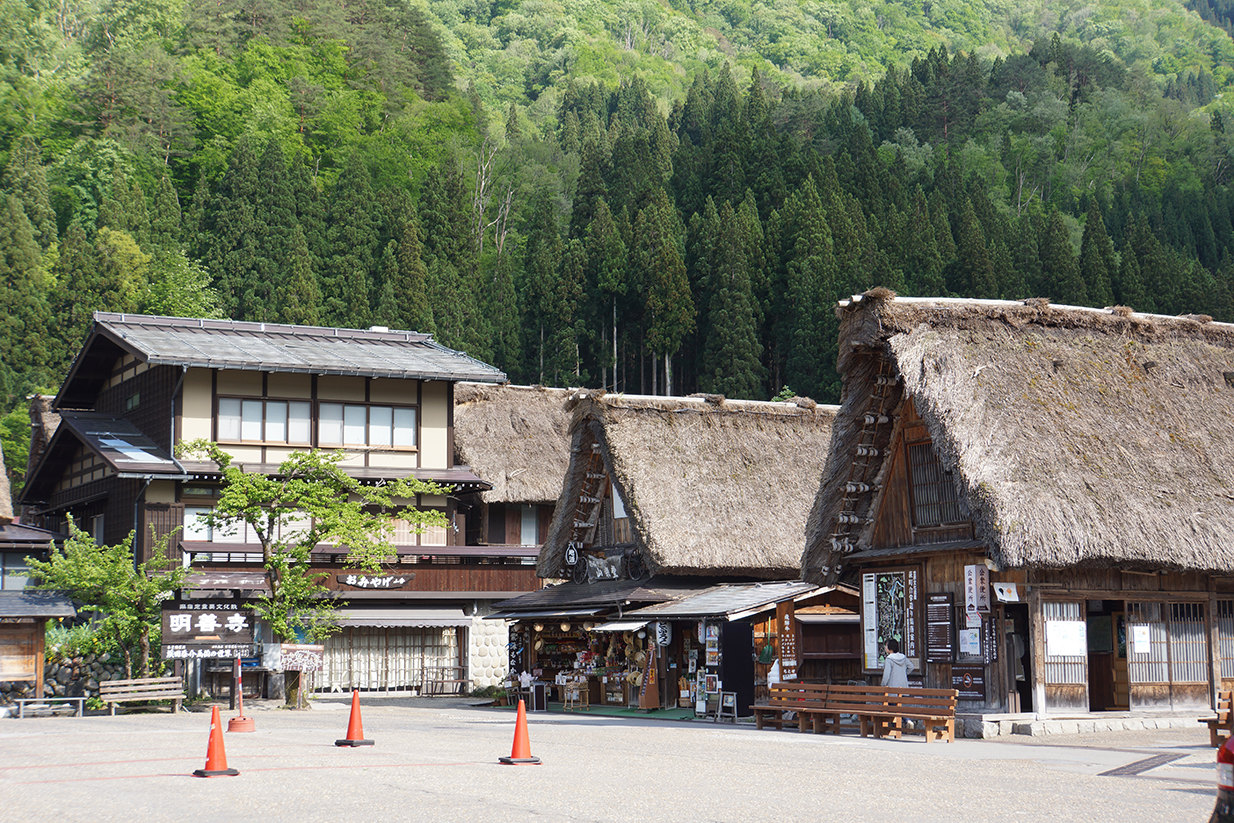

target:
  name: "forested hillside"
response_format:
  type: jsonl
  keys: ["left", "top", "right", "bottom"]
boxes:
{"left": 4, "top": 0, "right": 1234, "bottom": 493}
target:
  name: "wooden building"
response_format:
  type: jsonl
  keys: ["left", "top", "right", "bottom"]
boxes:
{"left": 802, "top": 291, "right": 1234, "bottom": 719}
{"left": 20, "top": 313, "right": 542, "bottom": 694}
{"left": 495, "top": 391, "right": 857, "bottom": 714}
{"left": 450, "top": 383, "right": 573, "bottom": 687}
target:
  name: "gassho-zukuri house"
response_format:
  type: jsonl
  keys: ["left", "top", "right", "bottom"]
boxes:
{"left": 493, "top": 391, "right": 858, "bottom": 717}
{"left": 802, "top": 290, "right": 1234, "bottom": 728}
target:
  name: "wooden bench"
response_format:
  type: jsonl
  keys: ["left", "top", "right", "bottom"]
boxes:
{"left": 13, "top": 697, "right": 86, "bottom": 718}
{"left": 1202, "top": 690, "right": 1233, "bottom": 747}
{"left": 824, "top": 684, "right": 958, "bottom": 743}
{"left": 99, "top": 677, "right": 185, "bottom": 715}
{"left": 752, "top": 682, "right": 830, "bottom": 731}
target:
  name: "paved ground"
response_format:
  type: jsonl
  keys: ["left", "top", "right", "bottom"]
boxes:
{"left": 0, "top": 697, "right": 1217, "bottom": 822}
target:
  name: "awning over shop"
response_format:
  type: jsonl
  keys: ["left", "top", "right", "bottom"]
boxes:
{"left": 794, "top": 612, "right": 859, "bottom": 624}
{"left": 623, "top": 581, "right": 824, "bottom": 623}
{"left": 333, "top": 607, "right": 469, "bottom": 628}
{"left": 485, "top": 607, "right": 602, "bottom": 621}
{"left": 590, "top": 620, "right": 648, "bottom": 632}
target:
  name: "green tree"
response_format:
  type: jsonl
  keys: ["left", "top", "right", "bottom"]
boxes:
{"left": 700, "top": 201, "right": 763, "bottom": 398}
{"left": 26, "top": 518, "right": 189, "bottom": 678}
{"left": 2, "top": 135, "right": 57, "bottom": 251}
{"left": 1039, "top": 210, "right": 1086, "bottom": 305}
{"left": 637, "top": 187, "right": 694, "bottom": 394}
{"left": 1078, "top": 202, "right": 1116, "bottom": 307}
{"left": 179, "top": 442, "right": 449, "bottom": 645}
{"left": 323, "top": 153, "right": 378, "bottom": 328}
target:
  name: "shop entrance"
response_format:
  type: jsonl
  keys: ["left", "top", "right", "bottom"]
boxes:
{"left": 1004, "top": 604, "right": 1032, "bottom": 713}
{"left": 1086, "top": 600, "right": 1128, "bottom": 711}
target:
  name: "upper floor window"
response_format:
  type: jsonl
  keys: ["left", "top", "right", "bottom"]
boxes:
{"left": 906, "top": 440, "right": 966, "bottom": 528}
{"left": 218, "top": 398, "right": 311, "bottom": 445}
{"left": 319, "top": 403, "right": 416, "bottom": 449}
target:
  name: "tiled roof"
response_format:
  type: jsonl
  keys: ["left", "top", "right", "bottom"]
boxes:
{"left": 91, "top": 313, "right": 506, "bottom": 382}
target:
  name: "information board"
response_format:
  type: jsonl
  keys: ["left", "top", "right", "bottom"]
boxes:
{"left": 776, "top": 601, "right": 799, "bottom": 681}
{"left": 862, "top": 567, "right": 921, "bottom": 671}
{"left": 925, "top": 593, "right": 954, "bottom": 663}
{"left": 161, "top": 599, "right": 255, "bottom": 660}
{"left": 951, "top": 664, "right": 987, "bottom": 701}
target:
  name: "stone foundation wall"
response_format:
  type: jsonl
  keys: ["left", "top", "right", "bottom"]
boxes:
{"left": 0, "top": 655, "right": 127, "bottom": 704}
{"left": 468, "top": 617, "right": 509, "bottom": 689}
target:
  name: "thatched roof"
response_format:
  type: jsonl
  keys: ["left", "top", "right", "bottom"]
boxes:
{"left": 453, "top": 383, "right": 574, "bottom": 504}
{"left": 802, "top": 292, "right": 1234, "bottom": 582}
{"left": 541, "top": 392, "right": 837, "bottom": 580}
{"left": 27, "top": 394, "right": 59, "bottom": 481}
{"left": 0, "top": 441, "right": 11, "bottom": 523}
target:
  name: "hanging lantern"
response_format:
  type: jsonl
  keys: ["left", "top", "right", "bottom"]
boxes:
{"left": 533, "top": 623, "right": 544, "bottom": 633}
{"left": 561, "top": 622, "right": 571, "bottom": 633}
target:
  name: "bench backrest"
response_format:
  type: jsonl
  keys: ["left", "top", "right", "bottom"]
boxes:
{"left": 766, "top": 682, "right": 829, "bottom": 707}
{"left": 99, "top": 677, "right": 184, "bottom": 696}
{"left": 825, "top": 684, "right": 957, "bottom": 714}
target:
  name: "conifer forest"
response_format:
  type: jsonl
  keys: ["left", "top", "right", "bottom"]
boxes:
{"left": 5, "top": 0, "right": 1234, "bottom": 489}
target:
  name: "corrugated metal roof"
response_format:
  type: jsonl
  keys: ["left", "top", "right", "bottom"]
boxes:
{"left": 0, "top": 592, "right": 76, "bottom": 618}
{"left": 92, "top": 313, "right": 506, "bottom": 383}
{"left": 622, "top": 581, "right": 821, "bottom": 621}
{"left": 491, "top": 577, "right": 696, "bottom": 613}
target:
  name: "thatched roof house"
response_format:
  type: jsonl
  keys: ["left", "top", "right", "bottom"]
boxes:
{"left": 802, "top": 291, "right": 1234, "bottom": 583}
{"left": 541, "top": 392, "right": 837, "bottom": 580}
{"left": 453, "top": 383, "right": 574, "bottom": 505}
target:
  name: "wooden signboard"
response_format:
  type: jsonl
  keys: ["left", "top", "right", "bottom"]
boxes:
{"left": 281, "top": 644, "right": 325, "bottom": 672}
{"left": 951, "top": 664, "right": 987, "bottom": 701}
{"left": 333, "top": 572, "right": 415, "bottom": 590}
{"left": 775, "top": 601, "right": 799, "bottom": 680}
{"left": 161, "top": 599, "right": 256, "bottom": 659}
{"left": 638, "top": 643, "right": 660, "bottom": 709}
{"left": 926, "top": 593, "right": 954, "bottom": 664}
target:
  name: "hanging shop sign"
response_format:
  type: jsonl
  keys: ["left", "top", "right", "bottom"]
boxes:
{"left": 705, "top": 623, "right": 720, "bottom": 667}
{"left": 992, "top": 582, "right": 1019, "bottom": 603}
{"left": 333, "top": 572, "right": 415, "bottom": 590}
{"left": 861, "top": 566, "right": 921, "bottom": 671}
{"left": 776, "top": 601, "right": 799, "bottom": 681}
{"left": 925, "top": 593, "right": 954, "bottom": 664}
{"left": 281, "top": 644, "right": 325, "bottom": 672}
{"left": 655, "top": 621, "right": 672, "bottom": 647}
{"left": 951, "top": 665, "right": 986, "bottom": 701}
{"left": 964, "top": 564, "right": 991, "bottom": 615}
{"left": 161, "top": 599, "right": 255, "bottom": 659}
{"left": 565, "top": 545, "right": 579, "bottom": 566}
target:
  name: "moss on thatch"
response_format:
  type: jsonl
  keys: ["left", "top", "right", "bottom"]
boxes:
{"left": 453, "top": 383, "right": 575, "bottom": 504}
{"left": 541, "top": 392, "right": 837, "bottom": 580}
{"left": 802, "top": 294, "right": 1234, "bottom": 582}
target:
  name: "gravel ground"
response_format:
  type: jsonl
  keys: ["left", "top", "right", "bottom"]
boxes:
{"left": 0, "top": 697, "right": 1216, "bottom": 822}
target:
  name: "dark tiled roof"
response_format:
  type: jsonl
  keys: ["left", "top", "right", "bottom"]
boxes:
{"left": 0, "top": 591, "right": 76, "bottom": 618}
{"left": 491, "top": 577, "right": 699, "bottom": 613}
{"left": 92, "top": 313, "right": 506, "bottom": 382}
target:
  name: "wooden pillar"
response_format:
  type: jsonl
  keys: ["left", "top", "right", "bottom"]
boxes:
{"left": 1028, "top": 585, "right": 1047, "bottom": 715}
{"left": 1210, "top": 587, "right": 1222, "bottom": 709}
{"left": 34, "top": 621, "right": 45, "bottom": 702}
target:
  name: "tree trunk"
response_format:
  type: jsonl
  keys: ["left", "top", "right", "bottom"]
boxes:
{"left": 612, "top": 299, "right": 618, "bottom": 391}
{"left": 664, "top": 352, "right": 672, "bottom": 396}
{"left": 139, "top": 628, "right": 151, "bottom": 678}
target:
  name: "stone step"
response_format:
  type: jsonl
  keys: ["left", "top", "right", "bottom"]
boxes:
{"left": 961, "top": 714, "right": 1204, "bottom": 738}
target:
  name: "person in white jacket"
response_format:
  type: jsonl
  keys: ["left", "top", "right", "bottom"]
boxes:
{"left": 881, "top": 638, "right": 914, "bottom": 687}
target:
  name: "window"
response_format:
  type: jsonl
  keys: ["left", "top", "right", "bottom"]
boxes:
{"left": 520, "top": 505, "right": 538, "bottom": 546}
{"left": 218, "top": 398, "right": 312, "bottom": 444}
{"left": 184, "top": 508, "right": 311, "bottom": 544}
{"left": 906, "top": 440, "right": 965, "bottom": 527}
{"left": 319, "top": 403, "right": 417, "bottom": 448}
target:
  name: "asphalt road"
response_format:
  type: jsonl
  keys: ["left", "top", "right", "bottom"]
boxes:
{"left": 0, "top": 697, "right": 1216, "bottom": 822}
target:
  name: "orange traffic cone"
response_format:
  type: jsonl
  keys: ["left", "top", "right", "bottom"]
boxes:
{"left": 335, "top": 690, "right": 374, "bottom": 747}
{"left": 193, "top": 706, "right": 239, "bottom": 777}
{"left": 498, "top": 698, "right": 541, "bottom": 765}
